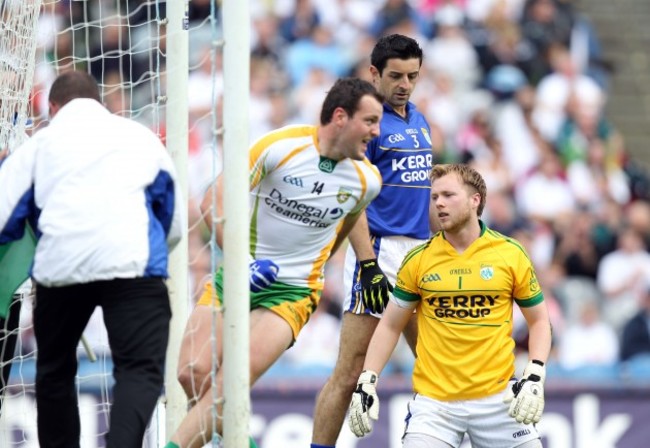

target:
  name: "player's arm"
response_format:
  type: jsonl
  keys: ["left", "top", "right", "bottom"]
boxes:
{"left": 504, "top": 301, "right": 551, "bottom": 424}
{"left": 199, "top": 173, "right": 224, "bottom": 249}
{"left": 520, "top": 301, "right": 552, "bottom": 364}
{"left": 345, "top": 210, "right": 393, "bottom": 313}
{"left": 330, "top": 209, "right": 364, "bottom": 256}
{"left": 346, "top": 210, "right": 376, "bottom": 260}
{"left": 364, "top": 300, "right": 413, "bottom": 372}
{"left": 348, "top": 300, "right": 413, "bottom": 437}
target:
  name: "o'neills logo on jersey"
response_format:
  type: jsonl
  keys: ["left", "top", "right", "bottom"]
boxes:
{"left": 425, "top": 294, "right": 497, "bottom": 319}
{"left": 265, "top": 188, "right": 344, "bottom": 227}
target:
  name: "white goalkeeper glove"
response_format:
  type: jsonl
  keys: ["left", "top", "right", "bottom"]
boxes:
{"left": 503, "top": 360, "right": 546, "bottom": 425}
{"left": 348, "top": 370, "right": 380, "bottom": 437}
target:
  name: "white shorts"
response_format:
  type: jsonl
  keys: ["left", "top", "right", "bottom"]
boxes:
{"left": 403, "top": 385, "right": 540, "bottom": 448}
{"left": 342, "top": 235, "right": 426, "bottom": 317}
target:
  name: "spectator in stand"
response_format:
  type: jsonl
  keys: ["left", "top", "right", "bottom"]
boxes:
{"left": 368, "top": 0, "right": 431, "bottom": 39}
{"left": 625, "top": 199, "right": 650, "bottom": 248}
{"left": 597, "top": 227, "right": 650, "bottom": 333}
{"left": 285, "top": 25, "right": 353, "bottom": 86}
{"left": 565, "top": 138, "right": 631, "bottom": 211}
{"left": 515, "top": 151, "right": 576, "bottom": 225}
{"left": 555, "top": 99, "right": 624, "bottom": 169}
{"left": 553, "top": 210, "right": 601, "bottom": 279}
{"left": 557, "top": 300, "right": 619, "bottom": 370}
{"left": 494, "top": 84, "right": 549, "bottom": 181}
{"left": 620, "top": 287, "right": 650, "bottom": 362}
{"left": 532, "top": 44, "right": 603, "bottom": 143}
{"left": 424, "top": 4, "right": 480, "bottom": 92}
{"left": 520, "top": 0, "right": 573, "bottom": 71}
{"left": 279, "top": 0, "right": 321, "bottom": 43}
{"left": 477, "top": 22, "right": 547, "bottom": 86}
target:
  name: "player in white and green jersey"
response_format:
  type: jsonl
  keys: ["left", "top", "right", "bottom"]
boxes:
{"left": 197, "top": 124, "right": 383, "bottom": 337}
{"left": 166, "top": 78, "right": 384, "bottom": 448}
{"left": 348, "top": 164, "right": 552, "bottom": 448}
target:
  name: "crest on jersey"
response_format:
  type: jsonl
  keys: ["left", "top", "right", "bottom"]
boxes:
{"left": 337, "top": 187, "right": 353, "bottom": 203}
{"left": 480, "top": 265, "right": 494, "bottom": 280}
{"left": 422, "top": 128, "right": 432, "bottom": 146}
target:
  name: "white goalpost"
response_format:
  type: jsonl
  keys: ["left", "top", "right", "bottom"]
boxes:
{"left": 163, "top": 0, "right": 190, "bottom": 438}
{"left": 221, "top": 0, "right": 251, "bottom": 446}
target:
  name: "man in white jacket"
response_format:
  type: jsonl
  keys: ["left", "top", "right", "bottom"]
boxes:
{"left": 0, "top": 71, "right": 184, "bottom": 448}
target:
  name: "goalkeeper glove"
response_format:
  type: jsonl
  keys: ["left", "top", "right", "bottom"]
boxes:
{"left": 348, "top": 370, "right": 380, "bottom": 437}
{"left": 358, "top": 258, "right": 393, "bottom": 314}
{"left": 249, "top": 259, "right": 279, "bottom": 293}
{"left": 503, "top": 360, "right": 546, "bottom": 425}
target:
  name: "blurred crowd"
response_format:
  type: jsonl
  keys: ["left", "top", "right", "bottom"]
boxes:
{"left": 18, "top": 0, "right": 650, "bottom": 384}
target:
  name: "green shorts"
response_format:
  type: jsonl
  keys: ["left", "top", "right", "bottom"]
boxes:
{"left": 196, "top": 268, "right": 321, "bottom": 340}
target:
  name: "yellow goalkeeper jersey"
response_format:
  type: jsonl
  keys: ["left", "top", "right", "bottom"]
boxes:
{"left": 393, "top": 221, "right": 544, "bottom": 401}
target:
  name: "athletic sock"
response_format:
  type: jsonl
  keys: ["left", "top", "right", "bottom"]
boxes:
{"left": 164, "top": 443, "right": 180, "bottom": 448}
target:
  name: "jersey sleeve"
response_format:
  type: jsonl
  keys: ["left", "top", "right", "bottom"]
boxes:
{"left": 249, "top": 139, "right": 274, "bottom": 190}
{"left": 391, "top": 247, "right": 422, "bottom": 310}
{"left": 512, "top": 248, "right": 544, "bottom": 308}
{"left": 349, "top": 159, "right": 382, "bottom": 215}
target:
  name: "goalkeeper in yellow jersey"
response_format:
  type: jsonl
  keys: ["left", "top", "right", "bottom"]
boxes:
{"left": 348, "top": 164, "right": 552, "bottom": 448}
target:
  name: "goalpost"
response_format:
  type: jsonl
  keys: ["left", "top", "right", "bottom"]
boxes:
{"left": 0, "top": 0, "right": 251, "bottom": 446}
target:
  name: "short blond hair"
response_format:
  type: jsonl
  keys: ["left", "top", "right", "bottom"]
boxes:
{"left": 430, "top": 164, "right": 487, "bottom": 217}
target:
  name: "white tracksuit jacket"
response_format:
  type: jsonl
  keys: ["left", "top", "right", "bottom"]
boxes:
{"left": 0, "top": 98, "right": 184, "bottom": 287}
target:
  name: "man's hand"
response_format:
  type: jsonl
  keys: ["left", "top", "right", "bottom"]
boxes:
{"left": 359, "top": 258, "right": 392, "bottom": 313}
{"left": 503, "top": 360, "right": 546, "bottom": 424}
{"left": 348, "top": 370, "right": 380, "bottom": 437}
{"left": 249, "top": 259, "right": 279, "bottom": 293}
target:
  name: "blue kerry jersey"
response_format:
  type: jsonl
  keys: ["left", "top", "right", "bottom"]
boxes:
{"left": 365, "top": 102, "right": 432, "bottom": 239}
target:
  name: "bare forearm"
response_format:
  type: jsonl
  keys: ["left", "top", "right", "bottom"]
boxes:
{"left": 527, "top": 318, "right": 552, "bottom": 363}
{"left": 347, "top": 211, "right": 377, "bottom": 260}
{"left": 364, "top": 303, "right": 412, "bottom": 374}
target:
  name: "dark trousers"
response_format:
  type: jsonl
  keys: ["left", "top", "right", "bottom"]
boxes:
{"left": 0, "top": 294, "right": 22, "bottom": 416}
{"left": 34, "top": 278, "right": 171, "bottom": 448}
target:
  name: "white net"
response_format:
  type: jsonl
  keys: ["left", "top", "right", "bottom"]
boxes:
{"left": 0, "top": 1, "right": 179, "bottom": 447}
{"left": 0, "top": 0, "right": 41, "bottom": 151}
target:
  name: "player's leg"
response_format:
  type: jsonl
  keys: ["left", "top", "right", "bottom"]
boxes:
{"left": 33, "top": 282, "right": 97, "bottom": 448}
{"left": 169, "top": 307, "right": 293, "bottom": 448}
{"left": 312, "top": 241, "right": 387, "bottom": 446}
{"left": 177, "top": 282, "right": 222, "bottom": 404}
{"left": 312, "top": 312, "right": 379, "bottom": 445}
{"left": 101, "top": 278, "right": 171, "bottom": 448}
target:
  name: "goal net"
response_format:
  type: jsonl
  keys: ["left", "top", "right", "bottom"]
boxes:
{"left": 0, "top": 1, "right": 221, "bottom": 446}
